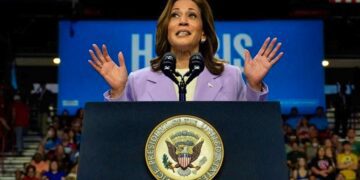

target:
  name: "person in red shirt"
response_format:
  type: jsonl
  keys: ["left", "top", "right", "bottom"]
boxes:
{"left": 22, "top": 165, "right": 40, "bottom": 180}
{"left": 12, "top": 94, "right": 30, "bottom": 155}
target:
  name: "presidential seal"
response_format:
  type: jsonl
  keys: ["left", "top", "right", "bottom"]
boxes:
{"left": 145, "top": 115, "right": 224, "bottom": 180}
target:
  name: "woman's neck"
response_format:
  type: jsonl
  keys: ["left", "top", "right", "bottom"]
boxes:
{"left": 171, "top": 48, "right": 198, "bottom": 69}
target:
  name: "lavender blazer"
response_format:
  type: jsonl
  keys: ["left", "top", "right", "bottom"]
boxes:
{"left": 104, "top": 64, "right": 268, "bottom": 101}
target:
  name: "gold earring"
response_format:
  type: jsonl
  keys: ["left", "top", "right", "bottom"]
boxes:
{"left": 201, "top": 38, "right": 206, "bottom": 43}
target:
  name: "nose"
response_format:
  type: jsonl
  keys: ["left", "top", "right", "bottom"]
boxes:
{"left": 179, "top": 16, "right": 189, "bottom": 26}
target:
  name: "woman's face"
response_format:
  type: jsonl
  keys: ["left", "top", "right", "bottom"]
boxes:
{"left": 324, "top": 139, "right": 332, "bottom": 147}
{"left": 167, "top": 0, "right": 204, "bottom": 53}
{"left": 48, "top": 128, "right": 55, "bottom": 138}
{"left": 50, "top": 161, "right": 58, "bottom": 171}
{"left": 34, "top": 153, "right": 43, "bottom": 162}
{"left": 318, "top": 148, "right": 325, "bottom": 157}
{"left": 325, "top": 148, "right": 333, "bottom": 157}
{"left": 27, "top": 167, "right": 35, "bottom": 177}
{"left": 62, "top": 133, "right": 69, "bottom": 142}
{"left": 298, "top": 158, "right": 306, "bottom": 167}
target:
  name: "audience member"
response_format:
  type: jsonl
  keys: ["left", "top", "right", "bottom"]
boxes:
{"left": 309, "top": 146, "right": 336, "bottom": 179}
{"left": 42, "top": 160, "right": 66, "bottom": 180}
{"left": 285, "top": 107, "right": 302, "bottom": 130}
{"left": 11, "top": 94, "right": 30, "bottom": 155}
{"left": 336, "top": 141, "right": 358, "bottom": 180}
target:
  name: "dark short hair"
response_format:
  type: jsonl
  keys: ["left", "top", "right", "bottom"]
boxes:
{"left": 342, "top": 140, "right": 351, "bottom": 146}
{"left": 25, "top": 165, "right": 36, "bottom": 175}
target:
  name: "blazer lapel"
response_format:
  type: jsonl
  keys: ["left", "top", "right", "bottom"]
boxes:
{"left": 194, "top": 68, "right": 222, "bottom": 101}
{"left": 146, "top": 71, "right": 178, "bottom": 101}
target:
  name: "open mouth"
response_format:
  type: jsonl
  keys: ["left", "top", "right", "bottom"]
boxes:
{"left": 176, "top": 30, "right": 191, "bottom": 37}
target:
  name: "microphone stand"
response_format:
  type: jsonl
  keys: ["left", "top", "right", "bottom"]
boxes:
{"left": 161, "top": 52, "right": 204, "bottom": 102}
{"left": 174, "top": 73, "right": 187, "bottom": 102}
{"left": 178, "top": 75, "right": 187, "bottom": 102}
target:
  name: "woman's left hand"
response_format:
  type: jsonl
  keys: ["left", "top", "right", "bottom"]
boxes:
{"left": 244, "top": 37, "right": 284, "bottom": 91}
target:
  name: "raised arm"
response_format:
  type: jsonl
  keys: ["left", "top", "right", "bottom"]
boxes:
{"left": 244, "top": 37, "right": 284, "bottom": 91}
{"left": 88, "top": 44, "right": 128, "bottom": 99}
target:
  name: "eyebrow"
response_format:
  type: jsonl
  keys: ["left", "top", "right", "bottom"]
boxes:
{"left": 171, "top": 8, "right": 198, "bottom": 12}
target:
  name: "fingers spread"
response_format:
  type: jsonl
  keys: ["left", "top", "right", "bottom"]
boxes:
{"left": 89, "top": 49, "right": 102, "bottom": 67}
{"left": 244, "top": 49, "right": 251, "bottom": 63}
{"left": 92, "top": 44, "right": 106, "bottom": 63}
{"left": 268, "top": 42, "right": 282, "bottom": 60}
{"left": 118, "top": 51, "right": 126, "bottom": 68}
{"left": 263, "top": 37, "right": 277, "bottom": 57}
{"left": 270, "top": 52, "right": 284, "bottom": 65}
{"left": 88, "top": 60, "right": 101, "bottom": 72}
{"left": 257, "top": 37, "right": 271, "bottom": 56}
{"left": 102, "top": 44, "right": 111, "bottom": 62}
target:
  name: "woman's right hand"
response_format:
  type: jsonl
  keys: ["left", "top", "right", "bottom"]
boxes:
{"left": 88, "top": 44, "right": 128, "bottom": 98}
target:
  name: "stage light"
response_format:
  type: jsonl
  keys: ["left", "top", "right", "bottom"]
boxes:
{"left": 322, "top": 60, "right": 329, "bottom": 67}
{"left": 53, "top": 57, "right": 61, "bottom": 65}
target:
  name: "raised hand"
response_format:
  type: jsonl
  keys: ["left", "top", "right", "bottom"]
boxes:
{"left": 244, "top": 37, "right": 284, "bottom": 91}
{"left": 88, "top": 44, "right": 128, "bottom": 98}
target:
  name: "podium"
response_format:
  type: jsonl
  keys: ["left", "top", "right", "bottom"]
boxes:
{"left": 78, "top": 102, "right": 287, "bottom": 179}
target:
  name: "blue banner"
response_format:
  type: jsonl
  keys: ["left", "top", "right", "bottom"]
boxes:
{"left": 59, "top": 20, "right": 324, "bottom": 115}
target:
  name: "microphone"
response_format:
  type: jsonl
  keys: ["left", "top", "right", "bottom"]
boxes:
{"left": 160, "top": 52, "right": 179, "bottom": 84}
{"left": 185, "top": 52, "right": 205, "bottom": 85}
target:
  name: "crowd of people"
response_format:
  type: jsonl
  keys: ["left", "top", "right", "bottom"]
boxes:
{"left": 14, "top": 108, "right": 83, "bottom": 180}
{"left": 1, "top": 80, "right": 359, "bottom": 180}
{"left": 0, "top": 81, "right": 81, "bottom": 180}
{"left": 284, "top": 106, "right": 359, "bottom": 180}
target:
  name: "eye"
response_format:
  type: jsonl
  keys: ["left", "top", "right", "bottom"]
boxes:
{"left": 171, "top": 12, "right": 180, "bottom": 18}
{"left": 189, "top": 13, "right": 197, "bottom": 19}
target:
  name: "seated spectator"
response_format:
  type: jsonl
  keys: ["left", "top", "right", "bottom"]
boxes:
{"left": 54, "top": 145, "right": 71, "bottom": 175}
{"left": 309, "top": 106, "right": 329, "bottom": 132}
{"left": 337, "top": 141, "right": 358, "bottom": 180}
{"left": 52, "top": 118, "right": 63, "bottom": 141}
{"left": 287, "top": 141, "right": 306, "bottom": 169}
{"left": 331, "top": 133, "right": 343, "bottom": 154}
{"left": 42, "top": 126, "right": 61, "bottom": 160}
{"left": 42, "top": 160, "right": 65, "bottom": 180}
{"left": 296, "top": 117, "right": 310, "bottom": 143}
{"left": 305, "top": 137, "right": 319, "bottom": 161}
{"left": 324, "top": 138, "right": 333, "bottom": 149}
{"left": 345, "top": 128, "right": 360, "bottom": 156}
{"left": 283, "top": 124, "right": 295, "bottom": 145}
{"left": 30, "top": 153, "right": 49, "bottom": 178}
{"left": 285, "top": 107, "right": 302, "bottom": 130}
{"left": 309, "top": 146, "right": 336, "bottom": 179}
{"left": 325, "top": 147, "right": 337, "bottom": 170}
{"left": 61, "top": 129, "right": 76, "bottom": 156}
{"left": 308, "top": 125, "right": 319, "bottom": 140}
{"left": 71, "top": 119, "right": 81, "bottom": 149}
{"left": 292, "top": 157, "right": 309, "bottom": 180}
{"left": 22, "top": 165, "right": 39, "bottom": 180}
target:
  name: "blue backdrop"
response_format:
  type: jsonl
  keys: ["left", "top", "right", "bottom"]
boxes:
{"left": 58, "top": 20, "right": 324, "bottom": 115}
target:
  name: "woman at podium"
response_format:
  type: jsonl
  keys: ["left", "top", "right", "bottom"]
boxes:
{"left": 88, "top": 0, "right": 283, "bottom": 101}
